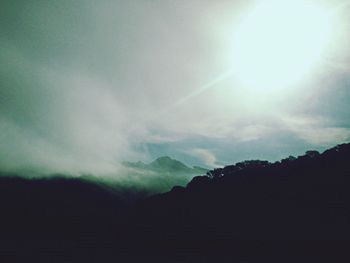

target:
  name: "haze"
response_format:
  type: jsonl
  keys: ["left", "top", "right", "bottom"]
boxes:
{"left": 1, "top": 0, "right": 350, "bottom": 177}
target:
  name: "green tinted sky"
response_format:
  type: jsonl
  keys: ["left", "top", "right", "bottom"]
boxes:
{"left": 1, "top": 0, "right": 350, "bottom": 175}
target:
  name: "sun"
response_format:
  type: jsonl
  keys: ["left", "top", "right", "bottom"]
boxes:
{"left": 231, "top": 0, "right": 334, "bottom": 92}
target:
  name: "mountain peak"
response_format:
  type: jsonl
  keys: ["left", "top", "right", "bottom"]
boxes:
{"left": 123, "top": 156, "right": 208, "bottom": 176}
{"left": 153, "top": 156, "right": 173, "bottom": 163}
{"left": 150, "top": 156, "right": 189, "bottom": 171}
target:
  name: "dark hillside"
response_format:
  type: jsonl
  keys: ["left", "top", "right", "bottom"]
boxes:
{"left": 132, "top": 143, "right": 350, "bottom": 240}
{"left": 1, "top": 143, "right": 350, "bottom": 262}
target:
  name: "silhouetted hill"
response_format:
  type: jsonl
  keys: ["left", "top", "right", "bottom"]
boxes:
{"left": 1, "top": 143, "right": 350, "bottom": 262}
{"left": 0, "top": 175, "right": 124, "bottom": 216}
{"left": 131, "top": 143, "right": 350, "bottom": 241}
{"left": 0, "top": 175, "right": 137, "bottom": 262}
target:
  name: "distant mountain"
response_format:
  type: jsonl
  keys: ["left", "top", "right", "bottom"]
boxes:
{"left": 120, "top": 156, "right": 208, "bottom": 192}
{"left": 150, "top": 156, "right": 191, "bottom": 172}
{"left": 123, "top": 156, "right": 208, "bottom": 174}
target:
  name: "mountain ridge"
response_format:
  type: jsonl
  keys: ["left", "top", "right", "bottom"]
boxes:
{"left": 122, "top": 156, "right": 208, "bottom": 174}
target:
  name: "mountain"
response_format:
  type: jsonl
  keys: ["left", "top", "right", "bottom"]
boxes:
{"left": 150, "top": 156, "right": 193, "bottom": 172}
{"left": 120, "top": 157, "right": 208, "bottom": 193}
{"left": 123, "top": 156, "right": 208, "bottom": 174}
{"left": 1, "top": 143, "right": 350, "bottom": 262}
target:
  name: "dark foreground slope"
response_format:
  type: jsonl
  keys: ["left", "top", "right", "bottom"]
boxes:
{"left": 133, "top": 143, "right": 350, "bottom": 241}
{"left": 1, "top": 143, "right": 350, "bottom": 262}
{"left": 0, "top": 176, "right": 129, "bottom": 262}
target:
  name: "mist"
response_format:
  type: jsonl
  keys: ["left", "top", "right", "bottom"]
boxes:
{"left": 1, "top": 0, "right": 350, "bottom": 178}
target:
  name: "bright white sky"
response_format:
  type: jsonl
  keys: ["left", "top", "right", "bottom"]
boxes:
{"left": 1, "top": 0, "right": 350, "bottom": 175}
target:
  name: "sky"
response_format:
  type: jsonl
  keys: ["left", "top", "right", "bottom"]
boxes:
{"left": 1, "top": 0, "right": 350, "bottom": 176}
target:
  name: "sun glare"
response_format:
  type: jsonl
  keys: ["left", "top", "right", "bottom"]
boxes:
{"left": 231, "top": 0, "right": 334, "bottom": 92}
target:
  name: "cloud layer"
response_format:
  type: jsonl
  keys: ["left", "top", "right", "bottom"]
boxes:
{"left": 1, "top": 0, "right": 350, "bottom": 176}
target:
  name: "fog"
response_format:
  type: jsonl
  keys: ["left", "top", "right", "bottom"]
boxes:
{"left": 1, "top": 0, "right": 350, "bottom": 177}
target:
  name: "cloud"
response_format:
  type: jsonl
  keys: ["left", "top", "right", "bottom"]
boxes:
{"left": 0, "top": 0, "right": 349, "bottom": 177}
{"left": 281, "top": 115, "right": 350, "bottom": 146}
{"left": 187, "top": 148, "right": 218, "bottom": 167}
